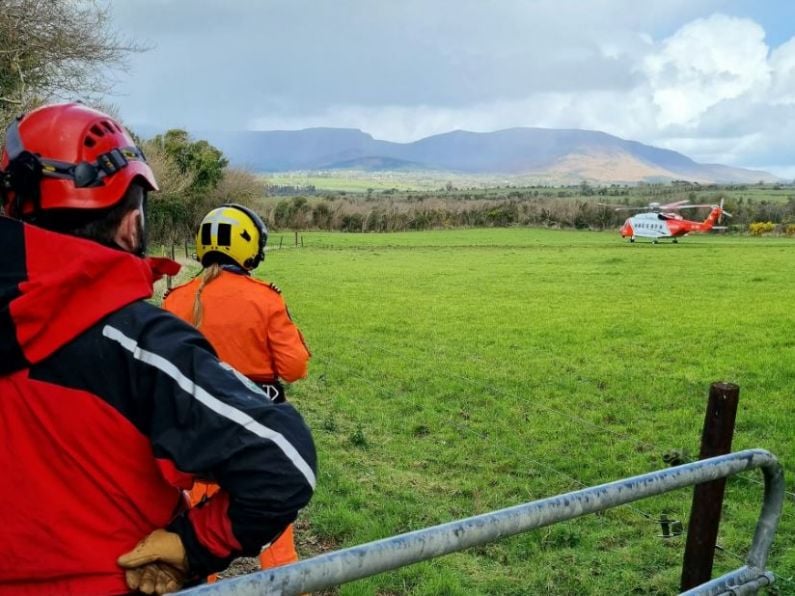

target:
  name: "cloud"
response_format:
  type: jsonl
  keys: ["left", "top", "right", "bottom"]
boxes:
{"left": 770, "top": 37, "right": 795, "bottom": 104}
{"left": 107, "top": 2, "right": 795, "bottom": 174}
{"left": 251, "top": 13, "right": 795, "bottom": 174}
{"left": 248, "top": 90, "right": 658, "bottom": 144}
{"left": 110, "top": 0, "right": 719, "bottom": 119}
{"left": 643, "top": 15, "right": 771, "bottom": 127}
{"left": 642, "top": 15, "right": 795, "bottom": 170}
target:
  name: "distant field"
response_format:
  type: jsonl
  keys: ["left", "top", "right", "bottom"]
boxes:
{"left": 262, "top": 171, "right": 454, "bottom": 192}
{"left": 250, "top": 228, "right": 794, "bottom": 594}
{"left": 723, "top": 186, "right": 795, "bottom": 204}
{"left": 261, "top": 171, "right": 795, "bottom": 204}
{"left": 262, "top": 170, "right": 641, "bottom": 193}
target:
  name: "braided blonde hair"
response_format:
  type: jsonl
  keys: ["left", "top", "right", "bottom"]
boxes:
{"left": 191, "top": 264, "right": 223, "bottom": 328}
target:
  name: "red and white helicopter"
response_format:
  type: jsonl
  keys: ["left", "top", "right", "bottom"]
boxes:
{"left": 603, "top": 199, "right": 731, "bottom": 243}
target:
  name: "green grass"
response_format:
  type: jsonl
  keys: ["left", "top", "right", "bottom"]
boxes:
{"left": 252, "top": 228, "right": 794, "bottom": 594}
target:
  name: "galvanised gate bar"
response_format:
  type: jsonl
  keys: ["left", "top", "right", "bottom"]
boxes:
{"left": 181, "top": 449, "right": 785, "bottom": 596}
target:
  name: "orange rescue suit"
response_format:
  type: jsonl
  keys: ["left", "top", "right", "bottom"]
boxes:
{"left": 163, "top": 268, "right": 310, "bottom": 572}
{"left": 163, "top": 269, "right": 309, "bottom": 383}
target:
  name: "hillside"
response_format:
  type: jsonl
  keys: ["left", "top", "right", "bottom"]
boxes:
{"left": 204, "top": 127, "right": 777, "bottom": 184}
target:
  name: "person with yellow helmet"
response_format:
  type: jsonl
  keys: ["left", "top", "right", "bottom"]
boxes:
{"left": 163, "top": 203, "right": 310, "bottom": 576}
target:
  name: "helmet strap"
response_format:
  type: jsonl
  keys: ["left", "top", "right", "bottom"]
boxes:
{"left": 135, "top": 192, "right": 148, "bottom": 257}
{"left": 2, "top": 118, "right": 41, "bottom": 220}
{"left": 7, "top": 151, "right": 44, "bottom": 222}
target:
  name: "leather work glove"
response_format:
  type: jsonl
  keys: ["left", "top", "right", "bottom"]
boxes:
{"left": 117, "top": 529, "right": 189, "bottom": 595}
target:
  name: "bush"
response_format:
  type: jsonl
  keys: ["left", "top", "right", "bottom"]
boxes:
{"left": 340, "top": 213, "right": 365, "bottom": 232}
{"left": 749, "top": 221, "right": 776, "bottom": 236}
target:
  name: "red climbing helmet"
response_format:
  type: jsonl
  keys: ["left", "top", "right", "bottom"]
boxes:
{"left": 1, "top": 102, "right": 158, "bottom": 218}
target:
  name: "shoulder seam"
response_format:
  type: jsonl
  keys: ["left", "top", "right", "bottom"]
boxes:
{"left": 238, "top": 275, "right": 283, "bottom": 295}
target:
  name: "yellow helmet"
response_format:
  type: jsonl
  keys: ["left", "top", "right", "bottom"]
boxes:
{"left": 195, "top": 203, "right": 267, "bottom": 270}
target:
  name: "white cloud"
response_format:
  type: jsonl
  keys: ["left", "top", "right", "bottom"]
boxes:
{"left": 643, "top": 15, "right": 771, "bottom": 127}
{"left": 770, "top": 37, "right": 795, "bottom": 104}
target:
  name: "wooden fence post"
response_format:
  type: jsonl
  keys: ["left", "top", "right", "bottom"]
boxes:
{"left": 680, "top": 382, "right": 740, "bottom": 591}
{"left": 166, "top": 243, "right": 176, "bottom": 291}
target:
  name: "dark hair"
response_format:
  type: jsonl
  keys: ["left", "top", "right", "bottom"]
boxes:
{"left": 31, "top": 183, "right": 145, "bottom": 247}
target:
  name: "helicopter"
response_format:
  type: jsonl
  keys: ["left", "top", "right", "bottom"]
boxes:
{"left": 600, "top": 199, "right": 731, "bottom": 244}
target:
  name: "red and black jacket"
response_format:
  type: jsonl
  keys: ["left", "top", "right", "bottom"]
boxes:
{"left": 0, "top": 217, "right": 316, "bottom": 595}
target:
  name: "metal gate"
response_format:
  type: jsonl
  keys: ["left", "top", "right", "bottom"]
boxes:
{"left": 182, "top": 449, "right": 784, "bottom": 596}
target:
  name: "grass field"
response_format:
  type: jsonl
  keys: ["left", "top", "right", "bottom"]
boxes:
{"left": 243, "top": 228, "right": 794, "bottom": 594}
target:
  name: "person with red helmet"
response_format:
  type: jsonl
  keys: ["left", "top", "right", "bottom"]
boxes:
{"left": 163, "top": 204, "right": 311, "bottom": 577}
{"left": 0, "top": 103, "right": 316, "bottom": 595}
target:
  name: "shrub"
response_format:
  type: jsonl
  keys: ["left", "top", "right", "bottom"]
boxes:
{"left": 749, "top": 221, "right": 776, "bottom": 236}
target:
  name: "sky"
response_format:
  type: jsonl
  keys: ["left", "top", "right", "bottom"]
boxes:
{"left": 107, "top": 1, "right": 795, "bottom": 176}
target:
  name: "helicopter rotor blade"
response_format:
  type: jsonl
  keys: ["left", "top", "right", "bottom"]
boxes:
{"left": 717, "top": 198, "right": 732, "bottom": 223}
{"left": 598, "top": 203, "right": 635, "bottom": 210}
{"left": 659, "top": 200, "right": 692, "bottom": 210}
{"left": 597, "top": 203, "right": 646, "bottom": 212}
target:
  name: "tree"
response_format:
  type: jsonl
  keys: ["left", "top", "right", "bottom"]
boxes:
{"left": 0, "top": 0, "right": 141, "bottom": 126}
{"left": 143, "top": 131, "right": 262, "bottom": 244}
{"left": 150, "top": 130, "right": 228, "bottom": 192}
{"left": 140, "top": 139, "right": 196, "bottom": 245}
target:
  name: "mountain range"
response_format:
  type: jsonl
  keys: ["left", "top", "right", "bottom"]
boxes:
{"left": 202, "top": 127, "right": 777, "bottom": 184}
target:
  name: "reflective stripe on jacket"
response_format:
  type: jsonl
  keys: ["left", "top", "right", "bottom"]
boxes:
{"left": 0, "top": 218, "right": 316, "bottom": 594}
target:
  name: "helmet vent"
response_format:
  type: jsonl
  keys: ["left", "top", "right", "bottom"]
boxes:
{"left": 101, "top": 121, "right": 115, "bottom": 133}
{"left": 217, "top": 223, "right": 232, "bottom": 246}
{"left": 90, "top": 125, "right": 104, "bottom": 137}
{"left": 114, "top": 122, "right": 123, "bottom": 133}
{"left": 200, "top": 223, "right": 212, "bottom": 246}
{"left": 83, "top": 135, "right": 96, "bottom": 148}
